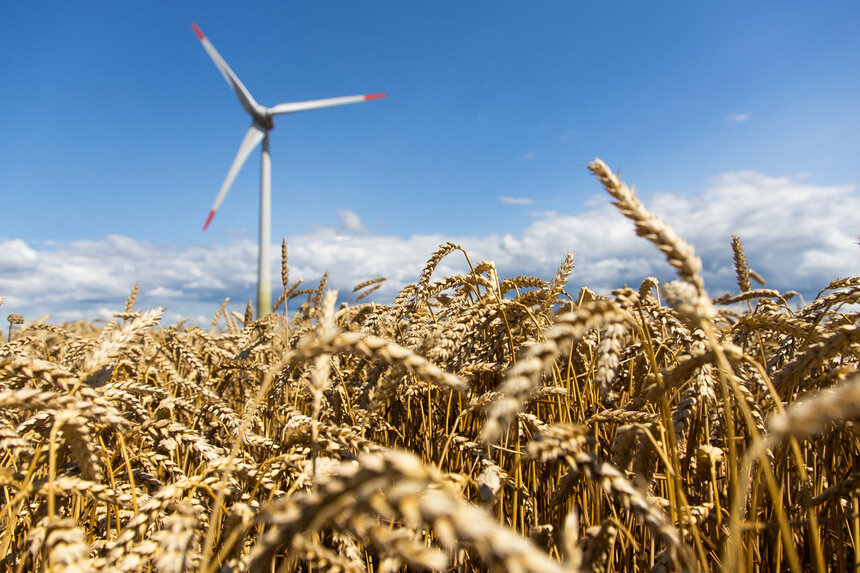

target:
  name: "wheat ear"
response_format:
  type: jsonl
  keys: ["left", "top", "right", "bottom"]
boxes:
{"left": 589, "top": 158, "right": 705, "bottom": 295}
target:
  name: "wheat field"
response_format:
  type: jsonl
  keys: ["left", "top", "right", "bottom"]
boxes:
{"left": 1, "top": 159, "right": 858, "bottom": 572}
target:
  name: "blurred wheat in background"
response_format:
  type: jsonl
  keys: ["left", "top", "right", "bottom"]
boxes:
{"left": 1, "top": 159, "right": 858, "bottom": 572}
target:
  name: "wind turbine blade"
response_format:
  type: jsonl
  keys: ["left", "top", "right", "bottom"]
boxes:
{"left": 203, "top": 124, "right": 266, "bottom": 230}
{"left": 268, "top": 93, "right": 387, "bottom": 116}
{"left": 191, "top": 22, "right": 264, "bottom": 119}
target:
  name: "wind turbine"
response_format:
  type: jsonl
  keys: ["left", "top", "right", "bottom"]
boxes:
{"left": 191, "top": 22, "right": 386, "bottom": 318}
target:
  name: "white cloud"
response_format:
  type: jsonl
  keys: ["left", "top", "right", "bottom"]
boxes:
{"left": 0, "top": 239, "right": 38, "bottom": 270}
{"left": 499, "top": 196, "right": 535, "bottom": 205}
{"left": 524, "top": 151, "right": 536, "bottom": 159}
{"left": 1, "top": 171, "right": 857, "bottom": 322}
{"left": 147, "top": 286, "right": 184, "bottom": 298}
{"left": 728, "top": 112, "right": 751, "bottom": 123}
{"left": 336, "top": 209, "right": 367, "bottom": 233}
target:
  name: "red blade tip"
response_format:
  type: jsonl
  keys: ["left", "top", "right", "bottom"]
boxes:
{"left": 203, "top": 210, "right": 215, "bottom": 231}
{"left": 364, "top": 93, "right": 387, "bottom": 101}
{"left": 191, "top": 22, "right": 205, "bottom": 40}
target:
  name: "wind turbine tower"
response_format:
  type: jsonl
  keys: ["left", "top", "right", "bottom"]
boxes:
{"left": 192, "top": 22, "right": 386, "bottom": 318}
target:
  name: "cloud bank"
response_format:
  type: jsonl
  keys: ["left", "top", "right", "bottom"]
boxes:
{"left": 2, "top": 170, "right": 857, "bottom": 324}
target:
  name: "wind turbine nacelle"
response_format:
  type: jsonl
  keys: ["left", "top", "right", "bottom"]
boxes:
{"left": 253, "top": 114, "right": 275, "bottom": 132}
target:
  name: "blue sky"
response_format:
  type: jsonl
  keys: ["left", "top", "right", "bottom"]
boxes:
{"left": 2, "top": 2, "right": 859, "bottom": 322}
